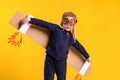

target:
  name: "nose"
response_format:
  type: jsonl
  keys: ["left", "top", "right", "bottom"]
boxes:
{"left": 66, "top": 23, "right": 71, "bottom": 26}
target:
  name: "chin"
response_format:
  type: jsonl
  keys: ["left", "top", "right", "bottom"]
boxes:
{"left": 65, "top": 29, "right": 71, "bottom": 32}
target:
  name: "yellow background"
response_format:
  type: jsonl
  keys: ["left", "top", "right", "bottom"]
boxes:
{"left": 0, "top": 0, "right": 120, "bottom": 80}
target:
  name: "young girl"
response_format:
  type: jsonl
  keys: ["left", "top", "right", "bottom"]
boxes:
{"left": 20, "top": 12, "right": 92, "bottom": 80}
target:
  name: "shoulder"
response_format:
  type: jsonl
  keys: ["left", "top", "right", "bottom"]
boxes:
{"left": 52, "top": 24, "right": 65, "bottom": 31}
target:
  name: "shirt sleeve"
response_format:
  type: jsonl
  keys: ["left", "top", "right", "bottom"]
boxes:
{"left": 29, "top": 18, "right": 57, "bottom": 32}
{"left": 72, "top": 39, "right": 90, "bottom": 59}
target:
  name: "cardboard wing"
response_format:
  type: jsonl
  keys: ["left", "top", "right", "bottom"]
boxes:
{"left": 9, "top": 12, "right": 92, "bottom": 76}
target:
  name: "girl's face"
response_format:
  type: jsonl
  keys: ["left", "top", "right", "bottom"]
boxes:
{"left": 61, "top": 16, "right": 76, "bottom": 32}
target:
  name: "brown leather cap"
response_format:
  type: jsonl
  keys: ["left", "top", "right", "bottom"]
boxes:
{"left": 62, "top": 12, "right": 77, "bottom": 23}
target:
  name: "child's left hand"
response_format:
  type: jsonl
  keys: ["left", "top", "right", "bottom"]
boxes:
{"left": 86, "top": 57, "right": 92, "bottom": 63}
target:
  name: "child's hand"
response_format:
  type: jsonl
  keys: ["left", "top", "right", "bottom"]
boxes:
{"left": 86, "top": 57, "right": 92, "bottom": 63}
{"left": 19, "top": 17, "right": 31, "bottom": 27}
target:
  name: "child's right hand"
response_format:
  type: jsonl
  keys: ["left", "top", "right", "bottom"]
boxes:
{"left": 19, "top": 17, "right": 31, "bottom": 27}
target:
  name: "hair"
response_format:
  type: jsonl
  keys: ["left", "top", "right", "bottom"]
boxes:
{"left": 62, "top": 12, "right": 77, "bottom": 42}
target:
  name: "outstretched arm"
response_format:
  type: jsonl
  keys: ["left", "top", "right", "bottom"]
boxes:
{"left": 72, "top": 39, "right": 92, "bottom": 62}
{"left": 29, "top": 18, "right": 57, "bottom": 32}
{"left": 19, "top": 17, "right": 57, "bottom": 32}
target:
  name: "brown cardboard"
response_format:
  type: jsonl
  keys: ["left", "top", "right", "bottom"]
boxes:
{"left": 9, "top": 12, "right": 92, "bottom": 76}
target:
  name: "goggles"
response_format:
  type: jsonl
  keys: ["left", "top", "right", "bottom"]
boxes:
{"left": 62, "top": 18, "right": 77, "bottom": 26}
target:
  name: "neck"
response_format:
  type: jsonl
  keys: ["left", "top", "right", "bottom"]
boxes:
{"left": 59, "top": 24, "right": 70, "bottom": 33}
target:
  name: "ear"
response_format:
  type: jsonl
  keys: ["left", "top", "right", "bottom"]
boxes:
{"left": 76, "top": 20, "right": 77, "bottom": 23}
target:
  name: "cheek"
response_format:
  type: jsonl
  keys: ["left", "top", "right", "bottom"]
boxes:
{"left": 63, "top": 24, "right": 68, "bottom": 28}
{"left": 71, "top": 26, "right": 74, "bottom": 29}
